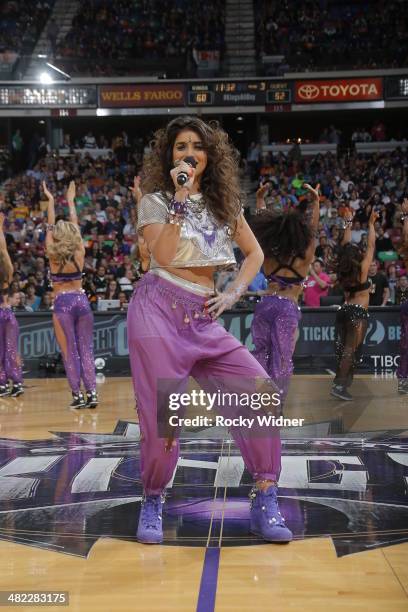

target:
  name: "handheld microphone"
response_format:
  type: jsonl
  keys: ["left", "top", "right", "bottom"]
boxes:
{"left": 176, "top": 156, "right": 197, "bottom": 186}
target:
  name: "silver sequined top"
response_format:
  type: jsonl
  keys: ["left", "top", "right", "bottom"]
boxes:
{"left": 137, "top": 191, "right": 236, "bottom": 268}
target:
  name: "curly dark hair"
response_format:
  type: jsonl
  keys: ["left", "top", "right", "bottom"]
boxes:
{"left": 335, "top": 243, "right": 364, "bottom": 287}
{"left": 250, "top": 210, "right": 313, "bottom": 261}
{"left": 141, "top": 116, "right": 242, "bottom": 234}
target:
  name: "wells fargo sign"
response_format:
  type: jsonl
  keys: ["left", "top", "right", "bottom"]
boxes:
{"left": 99, "top": 84, "right": 185, "bottom": 107}
{"left": 295, "top": 78, "right": 383, "bottom": 103}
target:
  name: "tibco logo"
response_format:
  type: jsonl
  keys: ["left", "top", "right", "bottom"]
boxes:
{"left": 370, "top": 355, "right": 399, "bottom": 368}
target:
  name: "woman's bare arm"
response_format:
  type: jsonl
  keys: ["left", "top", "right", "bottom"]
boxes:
{"left": 66, "top": 181, "right": 79, "bottom": 226}
{"left": 0, "top": 213, "right": 13, "bottom": 283}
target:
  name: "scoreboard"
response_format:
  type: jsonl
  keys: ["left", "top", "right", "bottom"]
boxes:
{"left": 188, "top": 81, "right": 292, "bottom": 106}
{"left": 384, "top": 76, "right": 408, "bottom": 100}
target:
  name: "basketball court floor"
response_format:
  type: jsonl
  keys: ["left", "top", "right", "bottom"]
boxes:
{"left": 0, "top": 375, "right": 407, "bottom": 611}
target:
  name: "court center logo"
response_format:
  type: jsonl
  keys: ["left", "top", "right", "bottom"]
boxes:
{"left": 0, "top": 422, "right": 406, "bottom": 558}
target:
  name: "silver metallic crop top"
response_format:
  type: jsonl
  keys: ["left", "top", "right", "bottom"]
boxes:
{"left": 137, "top": 192, "right": 237, "bottom": 268}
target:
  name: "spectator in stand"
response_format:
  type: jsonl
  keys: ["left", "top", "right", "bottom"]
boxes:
{"left": 328, "top": 272, "right": 344, "bottom": 300}
{"left": 105, "top": 279, "right": 120, "bottom": 300}
{"left": 396, "top": 275, "right": 408, "bottom": 305}
{"left": 25, "top": 283, "right": 41, "bottom": 311}
{"left": 386, "top": 264, "right": 398, "bottom": 304}
{"left": 371, "top": 121, "right": 386, "bottom": 142}
{"left": 83, "top": 132, "right": 97, "bottom": 149}
{"left": 351, "top": 220, "right": 367, "bottom": 245}
{"left": 17, "top": 292, "right": 33, "bottom": 312}
{"left": 247, "top": 142, "right": 261, "bottom": 181}
{"left": 368, "top": 261, "right": 390, "bottom": 306}
{"left": 118, "top": 291, "right": 129, "bottom": 311}
{"left": 315, "top": 234, "right": 329, "bottom": 259}
{"left": 303, "top": 259, "right": 331, "bottom": 307}
{"left": 94, "top": 265, "right": 108, "bottom": 298}
{"left": 375, "top": 227, "right": 395, "bottom": 255}
{"left": 38, "top": 292, "right": 53, "bottom": 311}
{"left": 118, "top": 267, "right": 136, "bottom": 296}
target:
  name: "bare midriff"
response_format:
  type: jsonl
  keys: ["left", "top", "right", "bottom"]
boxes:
{"left": 344, "top": 289, "right": 369, "bottom": 309}
{"left": 52, "top": 279, "right": 83, "bottom": 297}
{"left": 163, "top": 265, "right": 217, "bottom": 290}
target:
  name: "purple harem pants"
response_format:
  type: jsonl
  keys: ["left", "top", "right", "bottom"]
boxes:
{"left": 397, "top": 300, "right": 408, "bottom": 381}
{"left": 0, "top": 307, "right": 23, "bottom": 385}
{"left": 127, "top": 273, "right": 281, "bottom": 496}
{"left": 53, "top": 291, "right": 96, "bottom": 394}
{"left": 251, "top": 295, "right": 301, "bottom": 404}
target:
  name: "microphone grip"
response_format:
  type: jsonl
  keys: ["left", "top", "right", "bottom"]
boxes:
{"left": 176, "top": 172, "right": 189, "bottom": 186}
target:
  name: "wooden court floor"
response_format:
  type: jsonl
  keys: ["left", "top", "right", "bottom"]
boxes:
{"left": 0, "top": 376, "right": 407, "bottom": 612}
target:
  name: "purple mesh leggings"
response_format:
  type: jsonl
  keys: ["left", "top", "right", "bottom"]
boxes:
{"left": 0, "top": 308, "right": 23, "bottom": 385}
{"left": 251, "top": 295, "right": 301, "bottom": 404}
{"left": 397, "top": 300, "right": 408, "bottom": 380}
{"left": 53, "top": 291, "right": 96, "bottom": 394}
{"left": 127, "top": 273, "right": 282, "bottom": 496}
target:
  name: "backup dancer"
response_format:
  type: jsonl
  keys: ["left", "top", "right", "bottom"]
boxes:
{"left": 0, "top": 213, "right": 24, "bottom": 397}
{"left": 128, "top": 116, "right": 292, "bottom": 545}
{"left": 397, "top": 198, "right": 408, "bottom": 394}
{"left": 250, "top": 182, "right": 320, "bottom": 405}
{"left": 331, "top": 208, "right": 378, "bottom": 401}
{"left": 43, "top": 182, "right": 98, "bottom": 409}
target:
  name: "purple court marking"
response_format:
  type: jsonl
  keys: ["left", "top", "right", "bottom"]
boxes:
{"left": 196, "top": 547, "right": 220, "bottom": 612}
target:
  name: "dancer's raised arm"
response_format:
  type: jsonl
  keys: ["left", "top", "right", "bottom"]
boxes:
{"left": 66, "top": 180, "right": 79, "bottom": 226}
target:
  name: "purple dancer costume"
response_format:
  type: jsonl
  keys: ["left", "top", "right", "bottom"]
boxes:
{"left": 50, "top": 259, "right": 96, "bottom": 397}
{"left": 251, "top": 261, "right": 304, "bottom": 405}
{"left": 52, "top": 290, "right": 96, "bottom": 395}
{"left": 129, "top": 192, "right": 281, "bottom": 492}
{"left": 252, "top": 295, "right": 301, "bottom": 404}
{"left": 0, "top": 297, "right": 23, "bottom": 388}
{"left": 129, "top": 188, "right": 291, "bottom": 544}
{"left": 45, "top": 179, "right": 98, "bottom": 409}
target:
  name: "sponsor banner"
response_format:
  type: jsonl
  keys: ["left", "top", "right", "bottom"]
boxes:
{"left": 0, "top": 86, "right": 97, "bottom": 107}
{"left": 15, "top": 308, "right": 399, "bottom": 375}
{"left": 295, "top": 78, "right": 383, "bottom": 103}
{"left": 99, "top": 84, "right": 185, "bottom": 108}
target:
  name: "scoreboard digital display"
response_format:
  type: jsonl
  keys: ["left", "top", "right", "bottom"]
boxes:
{"left": 0, "top": 86, "right": 96, "bottom": 107}
{"left": 385, "top": 76, "right": 408, "bottom": 100}
{"left": 188, "top": 81, "right": 292, "bottom": 106}
{"left": 266, "top": 82, "right": 292, "bottom": 104}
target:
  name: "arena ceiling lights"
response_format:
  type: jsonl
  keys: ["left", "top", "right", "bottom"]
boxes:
{"left": 37, "top": 62, "right": 71, "bottom": 84}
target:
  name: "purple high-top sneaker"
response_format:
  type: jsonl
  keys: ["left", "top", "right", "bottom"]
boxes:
{"left": 249, "top": 486, "right": 293, "bottom": 543}
{"left": 136, "top": 495, "right": 164, "bottom": 544}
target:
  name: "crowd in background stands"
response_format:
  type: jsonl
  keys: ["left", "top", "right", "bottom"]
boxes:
{"left": 0, "top": 136, "right": 407, "bottom": 312}
{"left": 256, "top": 0, "right": 408, "bottom": 73}
{"left": 1, "top": 147, "right": 141, "bottom": 312}
{"left": 56, "top": 0, "right": 225, "bottom": 76}
{"left": 0, "top": 0, "right": 54, "bottom": 60}
{"left": 247, "top": 146, "right": 408, "bottom": 306}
